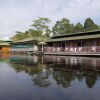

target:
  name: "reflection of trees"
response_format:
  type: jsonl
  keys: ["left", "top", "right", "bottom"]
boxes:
{"left": 85, "top": 72, "right": 97, "bottom": 88}
{"left": 9, "top": 55, "right": 100, "bottom": 89}
{"left": 76, "top": 71, "right": 85, "bottom": 81}
{"left": 53, "top": 70, "right": 75, "bottom": 88}
{"left": 11, "top": 63, "right": 42, "bottom": 75}
{"left": 32, "top": 69, "right": 51, "bottom": 87}
{"left": 10, "top": 59, "right": 52, "bottom": 88}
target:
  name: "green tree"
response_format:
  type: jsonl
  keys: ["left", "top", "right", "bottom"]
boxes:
{"left": 10, "top": 29, "right": 48, "bottom": 41}
{"left": 11, "top": 31, "right": 25, "bottom": 41}
{"left": 74, "top": 23, "right": 84, "bottom": 32}
{"left": 84, "top": 18, "right": 99, "bottom": 31}
{"left": 28, "top": 29, "right": 42, "bottom": 37}
{"left": 32, "top": 17, "right": 51, "bottom": 38}
{"left": 52, "top": 18, "right": 74, "bottom": 35}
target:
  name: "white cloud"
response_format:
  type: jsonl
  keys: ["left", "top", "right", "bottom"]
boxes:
{"left": 0, "top": 0, "right": 99, "bottom": 40}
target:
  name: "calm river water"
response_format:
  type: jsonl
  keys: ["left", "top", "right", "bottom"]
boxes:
{"left": 0, "top": 55, "right": 100, "bottom": 100}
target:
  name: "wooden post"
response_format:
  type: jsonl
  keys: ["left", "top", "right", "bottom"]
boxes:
{"left": 81, "top": 40, "right": 83, "bottom": 52}
{"left": 94, "top": 39, "right": 96, "bottom": 46}
{"left": 42, "top": 44, "right": 43, "bottom": 52}
{"left": 81, "top": 40, "right": 82, "bottom": 47}
{"left": 42, "top": 56, "right": 43, "bottom": 64}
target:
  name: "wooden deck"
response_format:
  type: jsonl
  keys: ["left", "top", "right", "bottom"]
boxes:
{"left": 44, "top": 52, "right": 100, "bottom": 57}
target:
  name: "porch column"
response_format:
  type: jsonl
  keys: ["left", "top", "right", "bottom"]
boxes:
{"left": 81, "top": 40, "right": 82, "bottom": 47}
{"left": 42, "top": 44, "right": 44, "bottom": 52}
{"left": 81, "top": 40, "right": 83, "bottom": 52}
{"left": 94, "top": 40, "right": 96, "bottom": 46}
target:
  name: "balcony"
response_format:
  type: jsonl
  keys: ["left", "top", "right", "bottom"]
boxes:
{"left": 44, "top": 46, "right": 100, "bottom": 53}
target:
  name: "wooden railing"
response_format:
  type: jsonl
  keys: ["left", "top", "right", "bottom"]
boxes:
{"left": 10, "top": 48, "right": 35, "bottom": 52}
{"left": 44, "top": 46, "right": 100, "bottom": 53}
{"left": 10, "top": 46, "right": 100, "bottom": 53}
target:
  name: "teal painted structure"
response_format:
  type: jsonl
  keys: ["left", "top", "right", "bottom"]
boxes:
{"left": 10, "top": 38, "right": 38, "bottom": 53}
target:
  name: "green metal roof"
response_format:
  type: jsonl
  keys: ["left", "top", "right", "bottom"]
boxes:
{"left": 0, "top": 42, "right": 10, "bottom": 46}
{"left": 47, "top": 34, "right": 100, "bottom": 42}
{"left": 11, "top": 37, "right": 47, "bottom": 44}
{"left": 52, "top": 30, "right": 100, "bottom": 39}
{"left": 13, "top": 38, "right": 38, "bottom": 43}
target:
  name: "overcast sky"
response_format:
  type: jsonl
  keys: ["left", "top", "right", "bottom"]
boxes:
{"left": 0, "top": 0, "right": 100, "bottom": 40}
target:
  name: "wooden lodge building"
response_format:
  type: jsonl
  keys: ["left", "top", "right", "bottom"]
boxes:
{"left": 0, "top": 30, "right": 100, "bottom": 56}
{"left": 44, "top": 30, "right": 100, "bottom": 56}
{"left": 0, "top": 42, "right": 10, "bottom": 58}
{"left": 0, "top": 43, "right": 10, "bottom": 53}
{"left": 10, "top": 38, "right": 38, "bottom": 54}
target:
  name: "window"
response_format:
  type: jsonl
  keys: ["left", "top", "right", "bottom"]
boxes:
{"left": 77, "top": 41, "right": 84, "bottom": 47}
{"left": 61, "top": 42, "right": 65, "bottom": 47}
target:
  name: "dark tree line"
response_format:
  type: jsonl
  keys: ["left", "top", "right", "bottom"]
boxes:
{"left": 52, "top": 18, "right": 100, "bottom": 35}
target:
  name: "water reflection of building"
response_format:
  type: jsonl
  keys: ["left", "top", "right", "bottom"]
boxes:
{"left": 0, "top": 53, "right": 10, "bottom": 59}
{"left": 9, "top": 55, "right": 51, "bottom": 87}
{"left": 43, "top": 56, "right": 100, "bottom": 88}
{"left": 43, "top": 56, "right": 100, "bottom": 72}
{"left": 9, "top": 55, "right": 100, "bottom": 88}
{"left": 9, "top": 55, "right": 39, "bottom": 66}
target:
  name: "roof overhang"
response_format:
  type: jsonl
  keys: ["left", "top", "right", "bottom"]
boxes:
{"left": 47, "top": 34, "right": 100, "bottom": 42}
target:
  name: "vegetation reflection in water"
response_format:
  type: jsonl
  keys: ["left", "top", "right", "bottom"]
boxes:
{"left": 9, "top": 55, "right": 100, "bottom": 89}
{"left": 0, "top": 55, "right": 99, "bottom": 100}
